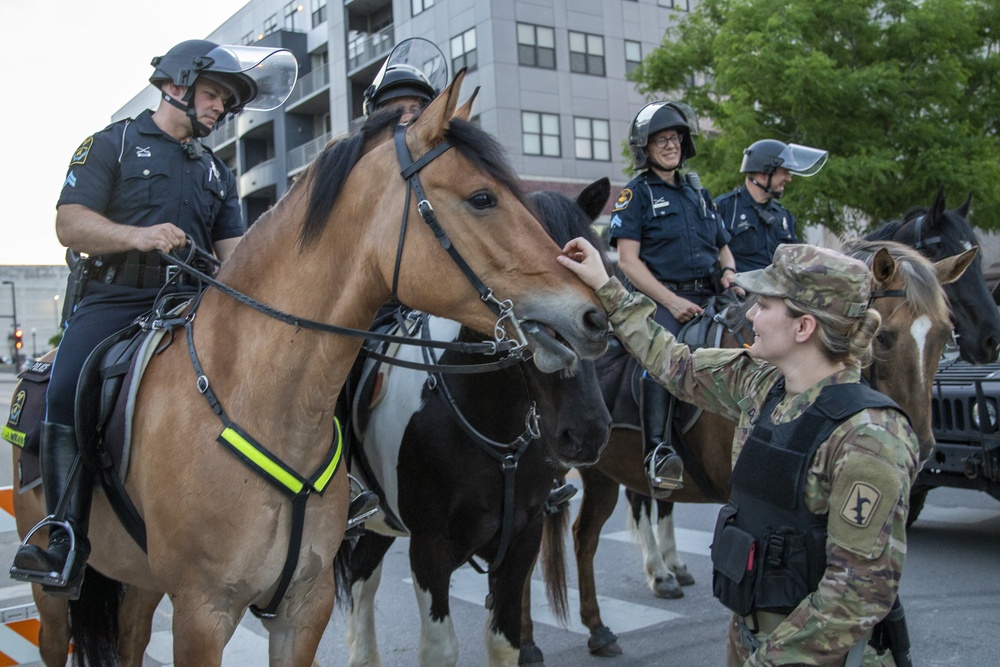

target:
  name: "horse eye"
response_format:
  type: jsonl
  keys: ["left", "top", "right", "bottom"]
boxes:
{"left": 876, "top": 329, "right": 897, "bottom": 348}
{"left": 468, "top": 191, "right": 497, "bottom": 210}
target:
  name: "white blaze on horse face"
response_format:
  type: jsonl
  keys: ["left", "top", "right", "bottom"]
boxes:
{"left": 367, "top": 317, "right": 462, "bottom": 525}
{"left": 413, "top": 576, "right": 460, "bottom": 666}
{"left": 910, "top": 314, "right": 933, "bottom": 385}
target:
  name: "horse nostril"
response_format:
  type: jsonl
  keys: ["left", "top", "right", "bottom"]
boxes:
{"left": 584, "top": 307, "right": 608, "bottom": 334}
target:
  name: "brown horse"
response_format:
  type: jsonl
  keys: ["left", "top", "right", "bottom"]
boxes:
{"left": 526, "top": 239, "right": 974, "bottom": 658}
{"left": 12, "top": 71, "right": 608, "bottom": 666}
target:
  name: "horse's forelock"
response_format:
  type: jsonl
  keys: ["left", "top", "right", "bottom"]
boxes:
{"left": 842, "top": 239, "right": 949, "bottom": 322}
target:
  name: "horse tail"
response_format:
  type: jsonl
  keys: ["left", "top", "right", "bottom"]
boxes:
{"left": 332, "top": 534, "right": 356, "bottom": 611}
{"left": 68, "top": 567, "right": 125, "bottom": 666}
{"left": 539, "top": 505, "right": 569, "bottom": 626}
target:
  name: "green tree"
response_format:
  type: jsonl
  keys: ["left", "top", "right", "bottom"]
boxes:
{"left": 632, "top": 0, "right": 1000, "bottom": 233}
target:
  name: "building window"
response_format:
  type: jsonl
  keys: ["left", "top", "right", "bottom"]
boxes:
{"left": 412, "top": 0, "right": 434, "bottom": 16}
{"left": 242, "top": 31, "right": 256, "bottom": 46}
{"left": 284, "top": 2, "right": 304, "bottom": 30}
{"left": 517, "top": 23, "right": 556, "bottom": 69}
{"left": 263, "top": 14, "right": 279, "bottom": 36}
{"left": 625, "top": 40, "right": 642, "bottom": 76}
{"left": 659, "top": 0, "right": 691, "bottom": 10}
{"left": 569, "top": 31, "right": 605, "bottom": 76}
{"left": 451, "top": 28, "right": 477, "bottom": 73}
{"left": 522, "top": 111, "right": 560, "bottom": 157}
{"left": 574, "top": 118, "right": 611, "bottom": 161}
{"left": 311, "top": 0, "right": 327, "bottom": 28}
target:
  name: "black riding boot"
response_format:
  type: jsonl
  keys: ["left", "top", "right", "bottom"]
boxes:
{"left": 640, "top": 376, "right": 684, "bottom": 499}
{"left": 10, "top": 422, "right": 93, "bottom": 599}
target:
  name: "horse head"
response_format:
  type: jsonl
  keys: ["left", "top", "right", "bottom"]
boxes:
{"left": 868, "top": 189, "right": 1000, "bottom": 364}
{"left": 844, "top": 239, "right": 970, "bottom": 461}
{"left": 381, "top": 72, "right": 610, "bottom": 372}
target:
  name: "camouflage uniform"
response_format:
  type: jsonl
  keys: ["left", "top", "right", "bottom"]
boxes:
{"left": 594, "top": 245, "right": 920, "bottom": 666}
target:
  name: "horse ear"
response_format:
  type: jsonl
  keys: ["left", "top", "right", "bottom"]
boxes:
{"left": 957, "top": 192, "right": 973, "bottom": 219}
{"left": 576, "top": 178, "right": 611, "bottom": 222}
{"left": 871, "top": 247, "right": 896, "bottom": 284}
{"left": 930, "top": 186, "right": 947, "bottom": 220}
{"left": 410, "top": 68, "right": 467, "bottom": 149}
{"left": 454, "top": 86, "right": 480, "bottom": 122}
{"left": 934, "top": 246, "right": 977, "bottom": 285}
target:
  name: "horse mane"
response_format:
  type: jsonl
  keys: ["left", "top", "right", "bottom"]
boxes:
{"left": 839, "top": 238, "right": 950, "bottom": 322}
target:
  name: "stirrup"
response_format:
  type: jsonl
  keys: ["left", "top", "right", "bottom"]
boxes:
{"left": 544, "top": 483, "right": 578, "bottom": 515}
{"left": 9, "top": 516, "right": 78, "bottom": 588}
{"left": 346, "top": 475, "right": 380, "bottom": 532}
{"left": 646, "top": 444, "right": 684, "bottom": 496}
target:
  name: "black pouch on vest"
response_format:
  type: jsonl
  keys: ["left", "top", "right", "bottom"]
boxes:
{"left": 754, "top": 528, "right": 818, "bottom": 614}
{"left": 711, "top": 505, "right": 758, "bottom": 615}
{"left": 3, "top": 361, "right": 53, "bottom": 454}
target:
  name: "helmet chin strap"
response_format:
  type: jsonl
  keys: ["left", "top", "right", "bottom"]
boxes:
{"left": 161, "top": 88, "right": 215, "bottom": 139}
{"left": 748, "top": 173, "right": 783, "bottom": 199}
{"left": 647, "top": 154, "right": 683, "bottom": 176}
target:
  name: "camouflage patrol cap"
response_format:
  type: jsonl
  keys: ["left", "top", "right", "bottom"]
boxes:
{"left": 733, "top": 244, "right": 871, "bottom": 318}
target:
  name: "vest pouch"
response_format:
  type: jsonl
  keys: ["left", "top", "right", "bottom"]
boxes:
{"left": 3, "top": 361, "right": 53, "bottom": 453}
{"left": 711, "top": 506, "right": 758, "bottom": 616}
{"left": 754, "top": 528, "right": 812, "bottom": 615}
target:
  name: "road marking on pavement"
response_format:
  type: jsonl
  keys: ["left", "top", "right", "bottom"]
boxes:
{"left": 406, "top": 566, "right": 682, "bottom": 636}
{"left": 604, "top": 526, "right": 713, "bottom": 557}
{"left": 146, "top": 626, "right": 269, "bottom": 666}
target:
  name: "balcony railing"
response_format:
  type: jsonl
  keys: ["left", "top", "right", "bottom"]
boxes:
{"left": 239, "top": 158, "right": 279, "bottom": 195}
{"left": 347, "top": 24, "right": 394, "bottom": 72}
{"left": 287, "top": 131, "right": 333, "bottom": 174}
{"left": 284, "top": 67, "right": 331, "bottom": 108}
{"left": 203, "top": 117, "right": 237, "bottom": 150}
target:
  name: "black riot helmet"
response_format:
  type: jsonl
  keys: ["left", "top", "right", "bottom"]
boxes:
{"left": 150, "top": 40, "right": 298, "bottom": 137}
{"left": 740, "top": 139, "right": 828, "bottom": 197}
{"left": 628, "top": 101, "right": 699, "bottom": 171}
{"left": 363, "top": 38, "right": 448, "bottom": 116}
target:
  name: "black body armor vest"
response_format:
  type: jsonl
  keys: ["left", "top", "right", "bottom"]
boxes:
{"left": 711, "top": 380, "right": 903, "bottom": 616}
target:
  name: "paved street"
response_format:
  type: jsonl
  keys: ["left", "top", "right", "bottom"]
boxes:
{"left": 0, "top": 371, "right": 997, "bottom": 665}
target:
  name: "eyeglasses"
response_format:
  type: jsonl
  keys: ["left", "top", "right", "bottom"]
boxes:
{"left": 652, "top": 134, "right": 683, "bottom": 148}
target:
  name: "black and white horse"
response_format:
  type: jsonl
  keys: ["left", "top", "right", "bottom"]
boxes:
{"left": 339, "top": 180, "right": 614, "bottom": 667}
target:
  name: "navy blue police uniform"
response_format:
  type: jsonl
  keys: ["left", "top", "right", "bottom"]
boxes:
{"left": 609, "top": 170, "right": 730, "bottom": 335}
{"left": 48, "top": 109, "right": 243, "bottom": 425}
{"left": 716, "top": 185, "right": 797, "bottom": 272}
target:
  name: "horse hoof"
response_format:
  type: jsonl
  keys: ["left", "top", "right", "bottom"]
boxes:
{"left": 671, "top": 564, "right": 696, "bottom": 587}
{"left": 519, "top": 641, "right": 545, "bottom": 666}
{"left": 653, "top": 575, "right": 684, "bottom": 599}
{"left": 588, "top": 625, "right": 622, "bottom": 657}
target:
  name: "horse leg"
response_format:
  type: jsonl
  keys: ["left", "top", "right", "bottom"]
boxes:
{"left": 409, "top": 540, "right": 459, "bottom": 667}
{"left": 346, "top": 532, "right": 397, "bottom": 667}
{"left": 655, "top": 499, "right": 695, "bottom": 586}
{"left": 169, "top": 595, "right": 243, "bottom": 666}
{"left": 519, "top": 563, "right": 544, "bottom": 667}
{"left": 485, "top": 519, "right": 544, "bottom": 667}
{"left": 625, "top": 490, "right": 682, "bottom": 599}
{"left": 573, "top": 467, "right": 623, "bottom": 657}
{"left": 118, "top": 586, "right": 164, "bottom": 667}
{"left": 261, "top": 563, "right": 337, "bottom": 667}
{"left": 33, "top": 588, "right": 70, "bottom": 667}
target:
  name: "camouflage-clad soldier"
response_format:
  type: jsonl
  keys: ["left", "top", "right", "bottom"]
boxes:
{"left": 556, "top": 241, "right": 918, "bottom": 666}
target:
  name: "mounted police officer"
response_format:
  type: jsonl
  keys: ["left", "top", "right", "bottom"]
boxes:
{"left": 558, "top": 239, "right": 918, "bottom": 667}
{"left": 10, "top": 40, "right": 296, "bottom": 598}
{"left": 717, "top": 139, "right": 828, "bottom": 272}
{"left": 363, "top": 37, "right": 449, "bottom": 123}
{"left": 609, "top": 101, "right": 737, "bottom": 498}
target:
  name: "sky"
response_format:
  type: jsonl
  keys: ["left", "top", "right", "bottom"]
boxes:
{"left": 0, "top": 0, "right": 252, "bottom": 265}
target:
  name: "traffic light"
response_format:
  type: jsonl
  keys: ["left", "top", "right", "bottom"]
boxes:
{"left": 13, "top": 328, "right": 22, "bottom": 350}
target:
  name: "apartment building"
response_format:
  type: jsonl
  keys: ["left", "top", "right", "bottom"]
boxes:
{"left": 115, "top": 0, "right": 694, "bottom": 226}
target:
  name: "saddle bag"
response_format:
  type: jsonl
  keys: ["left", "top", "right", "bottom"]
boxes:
{"left": 3, "top": 360, "right": 54, "bottom": 454}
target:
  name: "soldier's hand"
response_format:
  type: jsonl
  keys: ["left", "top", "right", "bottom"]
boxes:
{"left": 134, "top": 223, "right": 188, "bottom": 254}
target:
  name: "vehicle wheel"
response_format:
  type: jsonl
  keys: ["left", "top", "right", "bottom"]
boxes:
{"left": 907, "top": 485, "right": 930, "bottom": 527}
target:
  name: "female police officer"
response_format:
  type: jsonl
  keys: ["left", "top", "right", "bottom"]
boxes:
{"left": 556, "top": 238, "right": 917, "bottom": 666}
{"left": 11, "top": 40, "right": 296, "bottom": 598}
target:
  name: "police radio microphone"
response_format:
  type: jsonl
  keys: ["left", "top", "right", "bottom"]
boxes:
{"left": 687, "top": 171, "right": 707, "bottom": 217}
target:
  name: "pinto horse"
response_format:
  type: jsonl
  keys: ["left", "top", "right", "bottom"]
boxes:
{"left": 11, "top": 72, "right": 608, "bottom": 666}
{"left": 338, "top": 179, "right": 613, "bottom": 667}
{"left": 523, "top": 237, "right": 974, "bottom": 658}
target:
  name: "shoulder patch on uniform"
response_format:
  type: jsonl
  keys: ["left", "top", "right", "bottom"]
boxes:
{"left": 70, "top": 137, "right": 93, "bottom": 166}
{"left": 613, "top": 188, "right": 633, "bottom": 212}
{"left": 828, "top": 453, "right": 903, "bottom": 558}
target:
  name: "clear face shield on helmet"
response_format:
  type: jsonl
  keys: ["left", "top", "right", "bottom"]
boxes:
{"left": 364, "top": 37, "right": 449, "bottom": 115}
{"left": 205, "top": 44, "right": 299, "bottom": 111}
{"left": 776, "top": 143, "right": 828, "bottom": 177}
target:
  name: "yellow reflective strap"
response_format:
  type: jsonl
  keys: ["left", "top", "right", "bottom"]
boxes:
{"left": 220, "top": 426, "right": 304, "bottom": 495}
{"left": 313, "top": 418, "right": 343, "bottom": 493}
{"left": 2, "top": 425, "right": 25, "bottom": 448}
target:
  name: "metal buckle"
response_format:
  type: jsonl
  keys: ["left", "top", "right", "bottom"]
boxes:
{"left": 164, "top": 264, "right": 179, "bottom": 283}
